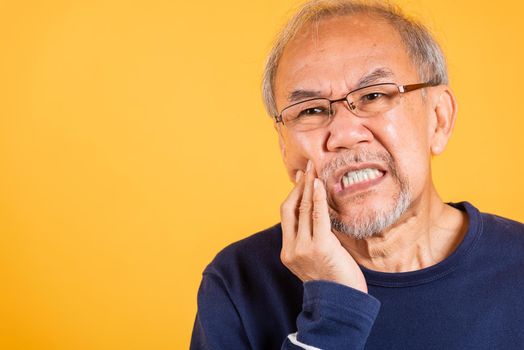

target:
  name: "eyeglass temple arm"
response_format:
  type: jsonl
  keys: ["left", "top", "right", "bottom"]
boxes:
{"left": 399, "top": 82, "right": 434, "bottom": 93}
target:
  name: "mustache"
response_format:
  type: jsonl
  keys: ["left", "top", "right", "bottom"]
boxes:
{"left": 319, "top": 149, "right": 398, "bottom": 182}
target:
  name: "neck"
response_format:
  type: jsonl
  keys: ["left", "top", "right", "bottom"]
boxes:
{"left": 336, "top": 188, "right": 468, "bottom": 273}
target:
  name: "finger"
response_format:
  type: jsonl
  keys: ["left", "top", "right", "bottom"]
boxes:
{"left": 297, "top": 160, "right": 315, "bottom": 242}
{"left": 312, "top": 178, "right": 333, "bottom": 241}
{"left": 280, "top": 169, "right": 305, "bottom": 248}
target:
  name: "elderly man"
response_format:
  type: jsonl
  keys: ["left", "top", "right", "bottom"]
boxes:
{"left": 191, "top": 1, "right": 524, "bottom": 349}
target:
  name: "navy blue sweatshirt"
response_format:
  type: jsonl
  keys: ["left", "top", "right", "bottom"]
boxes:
{"left": 190, "top": 202, "right": 524, "bottom": 349}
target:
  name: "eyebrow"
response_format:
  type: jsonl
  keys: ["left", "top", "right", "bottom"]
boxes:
{"left": 356, "top": 68, "right": 395, "bottom": 88}
{"left": 287, "top": 89, "right": 323, "bottom": 104}
{"left": 286, "top": 67, "right": 395, "bottom": 104}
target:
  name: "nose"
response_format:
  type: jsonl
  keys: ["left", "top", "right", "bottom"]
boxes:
{"left": 325, "top": 102, "right": 374, "bottom": 152}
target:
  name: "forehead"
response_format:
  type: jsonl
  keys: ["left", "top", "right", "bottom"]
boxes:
{"left": 274, "top": 14, "right": 418, "bottom": 107}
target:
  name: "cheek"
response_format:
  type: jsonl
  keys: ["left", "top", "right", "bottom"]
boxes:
{"left": 382, "top": 101, "right": 431, "bottom": 153}
{"left": 280, "top": 130, "right": 329, "bottom": 174}
{"left": 381, "top": 109, "right": 432, "bottom": 186}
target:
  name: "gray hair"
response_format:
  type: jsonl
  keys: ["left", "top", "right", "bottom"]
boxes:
{"left": 262, "top": 0, "right": 449, "bottom": 117}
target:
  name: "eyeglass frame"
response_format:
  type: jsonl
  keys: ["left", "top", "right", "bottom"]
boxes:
{"left": 273, "top": 82, "right": 436, "bottom": 125}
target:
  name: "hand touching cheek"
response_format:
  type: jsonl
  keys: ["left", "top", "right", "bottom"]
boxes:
{"left": 280, "top": 160, "right": 368, "bottom": 293}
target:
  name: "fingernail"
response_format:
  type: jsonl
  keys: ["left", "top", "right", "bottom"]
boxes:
{"left": 295, "top": 170, "right": 303, "bottom": 182}
{"left": 306, "top": 160, "right": 312, "bottom": 172}
{"left": 314, "top": 178, "right": 319, "bottom": 189}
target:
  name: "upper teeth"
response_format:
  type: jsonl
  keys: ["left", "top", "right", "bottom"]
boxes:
{"left": 342, "top": 168, "right": 382, "bottom": 187}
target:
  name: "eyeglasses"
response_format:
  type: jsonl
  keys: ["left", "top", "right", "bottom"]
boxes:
{"left": 274, "top": 82, "right": 435, "bottom": 131}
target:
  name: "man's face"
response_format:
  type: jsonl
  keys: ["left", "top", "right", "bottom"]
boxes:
{"left": 274, "top": 14, "right": 438, "bottom": 238}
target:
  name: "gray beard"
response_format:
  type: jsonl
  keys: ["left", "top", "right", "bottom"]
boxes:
{"left": 320, "top": 149, "right": 411, "bottom": 240}
{"left": 329, "top": 182, "right": 411, "bottom": 240}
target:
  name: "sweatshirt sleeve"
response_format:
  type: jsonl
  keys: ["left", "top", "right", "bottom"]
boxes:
{"left": 191, "top": 271, "right": 380, "bottom": 350}
{"left": 281, "top": 280, "right": 381, "bottom": 350}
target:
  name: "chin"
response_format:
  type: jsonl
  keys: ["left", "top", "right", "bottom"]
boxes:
{"left": 329, "top": 188, "right": 411, "bottom": 240}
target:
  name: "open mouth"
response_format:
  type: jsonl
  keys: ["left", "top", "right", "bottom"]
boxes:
{"left": 326, "top": 160, "right": 389, "bottom": 195}
{"left": 341, "top": 168, "right": 385, "bottom": 189}
{"left": 337, "top": 167, "right": 386, "bottom": 190}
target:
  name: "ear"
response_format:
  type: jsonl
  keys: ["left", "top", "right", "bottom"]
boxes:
{"left": 429, "top": 86, "right": 458, "bottom": 155}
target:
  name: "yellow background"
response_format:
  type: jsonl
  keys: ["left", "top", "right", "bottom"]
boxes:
{"left": 1, "top": 0, "right": 523, "bottom": 349}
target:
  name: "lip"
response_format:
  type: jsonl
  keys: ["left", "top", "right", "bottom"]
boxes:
{"left": 329, "top": 162, "right": 388, "bottom": 194}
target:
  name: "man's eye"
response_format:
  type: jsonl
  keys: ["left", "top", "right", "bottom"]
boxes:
{"left": 362, "top": 92, "right": 385, "bottom": 102}
{"left": 297, "top": 107, "right": 328, "bottom": 118}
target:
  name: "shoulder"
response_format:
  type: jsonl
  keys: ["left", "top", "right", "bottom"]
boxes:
{"left": 201, "top": 223, "right": 301, "bottom": 307}
{"left": 204, "top": 224, "right": 286, "bottom": 280}
{"left": 461, "top": 202, "right": 524, "bottom": 266}
{"left": 480, "top": 210, "right": 524, "bottom": 256}
{"left": 213, "top": 223, "right": 283, "bottom": 265}
{"left": 482, "top": 212, "right": 524, "bottom": 234}
{"left": 454, "top": 201, "right": 524, "bottom": 241}
{"left": 477, "top": 205, "right": 524, "bottom": 242}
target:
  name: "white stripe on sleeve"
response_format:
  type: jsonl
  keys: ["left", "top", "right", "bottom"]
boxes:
{"left": 287, "top": 332, "right": 323, "bottom": 350}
